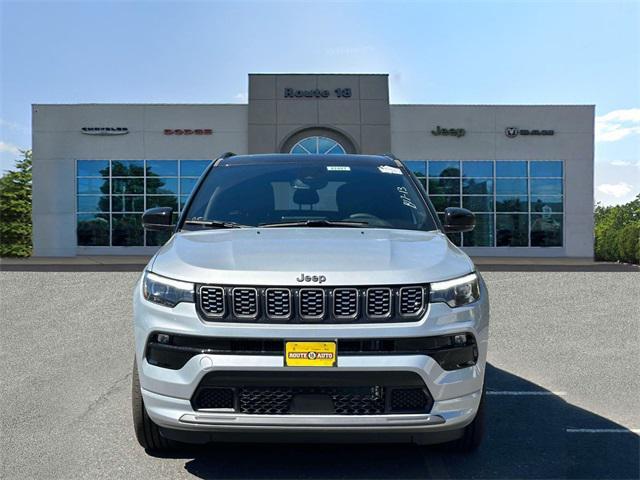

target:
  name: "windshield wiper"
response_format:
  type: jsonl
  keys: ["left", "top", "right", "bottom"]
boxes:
{"left": 259, "top": 219, "right": 369, "bottom": 228}
{"left": 183, "top": 219, "right": 249, "bottom": 229}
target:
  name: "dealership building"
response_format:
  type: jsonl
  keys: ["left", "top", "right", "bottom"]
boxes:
{"left": 32, "top": 73, "right": 595, "bottom": 257}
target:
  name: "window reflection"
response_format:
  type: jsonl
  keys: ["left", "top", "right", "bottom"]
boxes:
{"left": 429, "top": 161, "right": 460, "bottom": 177}
{"left": 496, "top": 214, "right": 528, "bottom": 246}
{"left": 76, "top": 159, "right": 212, "bottom": 247}
{"left": 531, "top": 214, "right": 563, "bottom": 246}
{"left": 463, "top": 214, "right": 494, "bottom": 246}
{"left": 496, "top": 161, "right": 527, "bottom": 177}
{"left": 463, "top": 178, "right": 493, "bottom": 194}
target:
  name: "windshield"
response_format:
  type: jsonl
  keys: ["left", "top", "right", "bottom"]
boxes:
{"left": 182, "top": 160, "right": 437, "bottom": 231}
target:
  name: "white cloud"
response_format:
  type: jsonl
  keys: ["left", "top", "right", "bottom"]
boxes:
{"left": 0, "top": 141, "right": 21, "bottom": 155}
{"left": 0, "top": 118, "right": 29, "bottom": 133}
{"left": 609, "top": 160, "right": 640, "bottom": 168}
{"left": 233, "top": 92, "right": 248, "bottom": 103}
{"left": 597, "top": 182, "right": 634, "bottom": 198}
{"left": 595, "top": 108, "right": 640, "bottom": 142}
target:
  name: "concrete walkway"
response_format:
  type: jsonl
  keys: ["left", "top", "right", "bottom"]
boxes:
{"left": 1, "top": 255, "right": 638, "bottom": 272}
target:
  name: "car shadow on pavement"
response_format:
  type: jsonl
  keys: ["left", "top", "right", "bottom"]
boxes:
{"left": 158, "top": 364, "right": 639, "bottom": 479}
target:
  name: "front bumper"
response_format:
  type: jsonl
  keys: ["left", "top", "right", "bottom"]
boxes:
{"left": 133, "top": 275, "right": 489, "bottom": 438}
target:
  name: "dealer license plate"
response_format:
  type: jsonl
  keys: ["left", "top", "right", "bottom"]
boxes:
{"left": 285, "top": 341, "right": 337, "bottom": 367}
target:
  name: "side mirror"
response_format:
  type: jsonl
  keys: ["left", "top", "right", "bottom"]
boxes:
{"left": 442, "top": 207, "right": 475, "bottom": 233}
{"left": 142, "top": 207, "right": 174, "bottom": 231}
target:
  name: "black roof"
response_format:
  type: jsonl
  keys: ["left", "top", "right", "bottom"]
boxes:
{"left": 216, "top": 153, "right": 398, "bottom": 167}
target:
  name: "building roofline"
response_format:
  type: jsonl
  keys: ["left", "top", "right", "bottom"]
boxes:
{"left": 248, "top": 72, "right": 388, "bottom": 76}
{"left": 32, "top": 102, "right": 595, "bottom": 107}
{"left": 390, "top": 103, "right": 596, "bottom": 107}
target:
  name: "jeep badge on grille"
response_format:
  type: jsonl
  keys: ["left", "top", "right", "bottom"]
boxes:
{"left": 296, "top": 273, "right": 327, "bottom": 284}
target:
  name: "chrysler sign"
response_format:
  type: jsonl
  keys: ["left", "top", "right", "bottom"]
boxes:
{"left": 81, "top": 127, "right": 129, "bottom": 135}
{"left": 505, "top": 127, "right": 554, "bottom": 138}
{"left": 164, "top": 129, "right": 212, "bottom": 135}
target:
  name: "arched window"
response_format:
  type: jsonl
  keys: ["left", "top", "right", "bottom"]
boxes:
{"left": 290, "top": 136, "right": 346, "bottom": 155}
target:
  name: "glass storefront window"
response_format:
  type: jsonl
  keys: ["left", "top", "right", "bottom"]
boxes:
{"left": 531, "top": 178, "right": 563, "bottom": 195}
{"left": 462, "top": 161, "right": 493, "bottom": 177}
{"left": 531, "top": 195, "right": 563, "bottom": 213}
{"left": 112, "top": 214, "right": 144, "bottom": 246}
{"left": 77, "top": 160, "right": 109, "bottom": 177}
{"left": 147, "top": 160, "right": 178, "bottom": 177}
{"left": 496, "top": 214, "right": 529, "bottom": 246}
{"left": 146, "top": 196, "right": 178, "bottom": 210}
{"left": 77, "top": 196, "right": 109, "bottom": 213}
{"left": 77, "top": 178, "right": 109, "bottom": 195}
{"left": 463, "top": 196, "right": 492, "bottom": 212}
{"left": 463, "top": 214, "right": 494, "bottom": 246}
{"left": 496, "top": 195, "right": 528, "bottom": 212}
{"left": 462, "top": 178, "right": 493, "bottom": 194}
{"left": 428, "top": 161, "right": 460, "bottom": 177}
{"left": 76, "top": 159, "right": 212, "bottom": 247}
{"left": 530, "top": 161, "right": 562, "bottom": 177}
{"left": 531, "top": 214, "right": 563, "bottom": 246}
{"left": 180, "top": 160, "right": 211, "bottom": 177}
{"left": 111, "top": 160, "right": 144, "bottom": 176}
{"left": 76, "top": 213, "right": 110, "bottom": 246}
{"left": 496, "top": 161, "right": 527, "bottom": 177}
{"left": 146, "top": 177, "right": 178, "bottom": 195}
{"left": 112, "top": 195, "right": 145, "bottom": 212}
{"left": 429, "top": 195, "right": 460, "bottom": 212}
{"left": 112, "top": 178, "right": 144, "bottom": 195}
{"left": 496, "top": 178, "right": 528, "bottom": 195}
{"left": 429, "top": 178, "right": 460, "bottom": 195}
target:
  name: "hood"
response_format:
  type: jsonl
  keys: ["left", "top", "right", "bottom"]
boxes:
{"left": 150, "top": 228, "right": 474, "bottom": 286}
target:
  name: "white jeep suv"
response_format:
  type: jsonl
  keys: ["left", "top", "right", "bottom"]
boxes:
{"left": 132, "top": 153, "right": 489, "bottom": 453}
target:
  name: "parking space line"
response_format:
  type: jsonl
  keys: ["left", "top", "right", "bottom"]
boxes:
{"left": 487, "top": 390, "right": 567, "bottom": 396}
{"left": 566, "top": 428, "right": 640, "bottom": 433}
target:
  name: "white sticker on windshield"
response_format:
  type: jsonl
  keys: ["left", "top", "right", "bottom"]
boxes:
{"left": 326, "top": 166, "right": 351, "bottom": 171}
{"left": 397, "top": 186, "right": 417, "bottom": 209}
{"left": 378, "top": 165, "right": 402, "bottom": 175}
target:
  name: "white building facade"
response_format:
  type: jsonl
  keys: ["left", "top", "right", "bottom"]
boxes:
{"left": 32, "top": 74, "right": 594, "bottom": 257}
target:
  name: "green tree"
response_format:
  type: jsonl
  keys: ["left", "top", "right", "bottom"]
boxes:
{"left": 0, "top": 149, "right": 32, "bottom": 257}
{"left": 594, "top": 194, "right": 640, "bottom": 264}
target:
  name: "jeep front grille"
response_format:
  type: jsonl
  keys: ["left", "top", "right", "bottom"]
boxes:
{"left": 265, "top": 288, "right": 291, "bottom": 319}
{"left": 299, "top": 288, "right": 325, "bottom": 319}
{"left": 333, "top": 288, "right": 358, "bottom": 319}
{"left": 366, "top": 288, "right": 392, "bottom": 318}
{"left": 197, "top": 284, "right": 428, "bottom": 323}
{"left": 399, "top": 286, "right": 425, "bottom": 316}
{"left": 199, "top": 286, "right": 225, "bottom": 317}
{"left": 231, "top": 288, "right": 258, "bottom": 319}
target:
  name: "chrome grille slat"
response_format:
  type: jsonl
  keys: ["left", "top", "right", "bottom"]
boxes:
{"left": 299, "top": 288, "right": 325, "bottom": 319}
{"left": 199, "top": 286, "right": 225, "bottom": 317}
{"left": 366, "top": 288, "right": 392, "bottom": 318}
{"left": 399, "top": 286, "right": 425, "bottom": 316}
{"left": 197, "top": 284, "right": 427, "bottom": 323}
{"left": 333, "top": 288, "right": 359, "bottom": 319}
{"left": 265, "top": 288, "right": 291, "bottom": 319}
{"left": 232, "top": 288, "right": 259, "bottom": 319}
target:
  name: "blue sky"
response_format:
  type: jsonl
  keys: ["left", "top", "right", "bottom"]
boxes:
{"left": 1, "top": 0, "right": 638, "bottom": 205}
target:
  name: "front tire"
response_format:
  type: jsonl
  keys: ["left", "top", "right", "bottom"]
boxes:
{"left": 131, "top": 359, "right": 173, "bottom": 453}
{"left": 451, "top": 388, "right": 485, "bottom": 453}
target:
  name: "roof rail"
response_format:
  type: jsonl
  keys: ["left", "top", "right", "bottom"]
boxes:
{"left": 213, "top": 151, "right": 236, "bottom": 165}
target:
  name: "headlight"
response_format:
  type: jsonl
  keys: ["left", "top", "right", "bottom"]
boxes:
{"left": 142, "top": 271, "right": 194, "bottom": 307}
{"left": 430, "top": 273, "right": 480, "bottom": 308}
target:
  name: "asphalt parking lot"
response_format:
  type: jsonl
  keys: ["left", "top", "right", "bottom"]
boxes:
{"left": 1, "top": 270, "right": 638, "bottom": 479}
